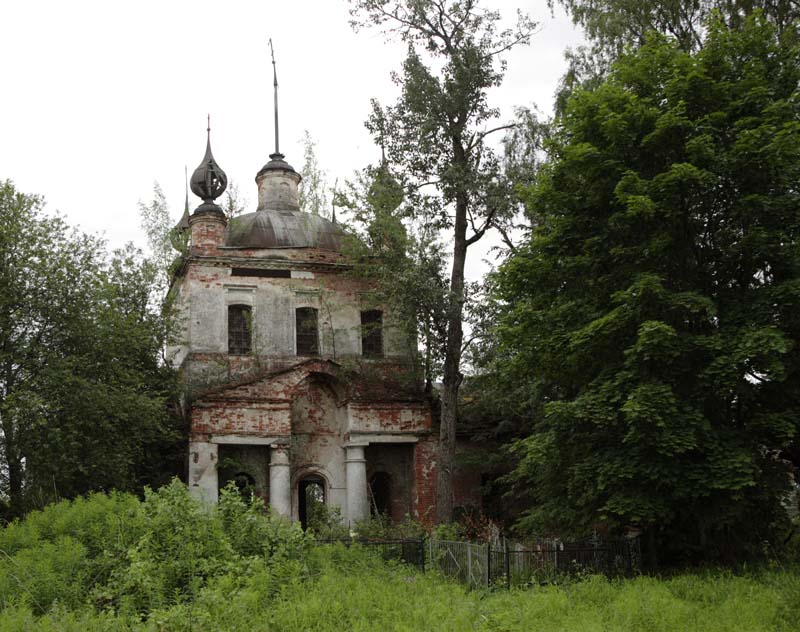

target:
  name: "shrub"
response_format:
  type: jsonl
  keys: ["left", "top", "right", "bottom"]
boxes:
{"left": 354, "top": 513, "right": 425, "bottom": 540}
{"left": 217, "top": 481, "right": 309, "bottom": 560}
{"left": 0, "top": 537, "right": 87, "bottom": 614}
{"left": 108, "top": 479, "right": 233, "bottom": 614}
{"left": 306, "top": 503, "right": 350, "bottom": 539}
{"left": 0, "top": 492, "right": 144, "bottom": 615}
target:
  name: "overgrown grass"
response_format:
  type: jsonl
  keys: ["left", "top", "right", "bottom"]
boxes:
{"left": 0, "top": 485, "right": 798, "bottom": 630}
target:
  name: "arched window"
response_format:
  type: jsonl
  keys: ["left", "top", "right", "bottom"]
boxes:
{"left": 296, "top": 307, "right": 319, "bottom": 356}
{"left": 361, "top": 310, "right": 383, "bottom": 358}
{"left": 228, "top": 305, "right": 252, "bottom": 355}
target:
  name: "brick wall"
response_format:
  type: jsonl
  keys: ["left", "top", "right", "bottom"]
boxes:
{"left": 412, "top": 435, "right": 438, "bottom": 525}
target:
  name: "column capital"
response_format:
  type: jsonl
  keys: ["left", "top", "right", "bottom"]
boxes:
{"left": 270, "top": 443, "right": 290, "bottom": 466}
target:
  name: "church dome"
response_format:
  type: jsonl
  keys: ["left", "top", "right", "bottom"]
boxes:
{"left": 226, "top": 210, "right": 344, "bottom": 251}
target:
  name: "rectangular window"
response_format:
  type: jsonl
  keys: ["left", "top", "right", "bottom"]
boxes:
{"left": 228, "top": 305, "right": 252, "bottom": 355}
{"left": 296, "top": 307, "right": 319, "bottom": 356}
{"left": 361, "top": 310, "right": 383, "bottom": 358}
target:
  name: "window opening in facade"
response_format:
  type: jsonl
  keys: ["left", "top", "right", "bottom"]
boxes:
{"left": 298, "top": 475, "right": 325, "bottom": 530}
{"left": 228, "top": 304, "right": 252, "bottom": 355}
{"left": 296, "top": 307, "right": 319, "bottom": 356}
{"left": 361, "top": 310, "right": 383, "bottom": 358}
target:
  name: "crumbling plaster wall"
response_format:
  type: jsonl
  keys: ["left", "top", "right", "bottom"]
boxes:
{"left": 170, "top": 259, "right": 409, "bottom": 365}
{"left": 290, "top": 376, "right": 349, "bottom": 519}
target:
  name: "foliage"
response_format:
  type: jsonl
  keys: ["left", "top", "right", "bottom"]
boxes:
{"left": 353, "top": 513, "right": 426, "bottom": 540}
{"left": 217, "top": 482, "right": 310, "bottom": 560}
{"left": 551, "top": 0, "right": 800, "bottom": 118}
{"left": 338, "top": 163, "right": 449, "bottom": 390}
{"left": 0, "top": 492, "right": 145, "bottom": 614}
{"left": 222, "top": 179, "right": 248, "bottom": 221}
{"left": 349, "top": 0, "right": 536, "bottom": 521}
{"left": 0, "top": 480, "right": 311, "bottom": 624}
{"left": 1, "top": 511, "right": 799, "bottom": 632}
{"left": 493, "top": 16, "right": 800, "bottom": 562}
{"left": 0, "top": 181, "right": 181, "bottom": 518}
{"left": 553, "top": 0, "right": 800, "bottom": 55}
{"left": 298, "top": 130, "right": 330, "bottom": 217}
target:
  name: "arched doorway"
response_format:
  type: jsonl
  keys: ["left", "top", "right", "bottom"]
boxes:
{"left": 298, "top": 474, "right": 326, "bottom": 531}
{"left": 369, "top": 472, "right": 391, "bottom": 517}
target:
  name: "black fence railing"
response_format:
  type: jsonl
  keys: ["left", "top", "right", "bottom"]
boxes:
{"left": 489, "top": 537, "right": 641, "bottom": 588}
{"left": 315, "top": 535, "right": 640, "bottom": 590}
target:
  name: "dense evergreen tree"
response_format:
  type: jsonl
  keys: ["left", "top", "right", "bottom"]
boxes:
{"left": 494, "top": 16, "right": 800, "bottom": 562}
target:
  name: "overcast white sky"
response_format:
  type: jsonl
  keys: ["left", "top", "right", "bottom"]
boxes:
{"left": 1, "top": 1, "right": 584, "bottom": 280}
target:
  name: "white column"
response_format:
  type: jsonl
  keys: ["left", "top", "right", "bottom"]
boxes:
{"left": 189, "top": 441, "right": 218, "bottom": 504}
{"left": 345, "top": 445, "right": 369, "bottom": 525}
{"left": 269, "top": 444, "right": 292, "bottom": 518}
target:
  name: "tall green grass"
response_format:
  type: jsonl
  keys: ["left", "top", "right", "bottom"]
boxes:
{"left": 0, "top": 484, "right": 797, "bottom": 631}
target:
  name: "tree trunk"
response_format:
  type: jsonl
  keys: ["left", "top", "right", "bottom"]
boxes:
{"left": 1, "top": 411, "right": 23, "bottom": 517}
{"left": 436, "top": 192, "right": 468, "bottom": 524}
{"left": 1, "top": 357, "right": 24, "bottom": 517}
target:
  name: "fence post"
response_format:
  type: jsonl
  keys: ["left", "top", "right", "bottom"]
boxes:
{"left": 429, "top": 537, "right": 434, "bottom": 572}
{"left": 486, "top": 542, "right": 491, "bottom": 589}
{"left": 467, "top": 543, "right": 472, "bottom": 586}
{"left": 504, "top": 539, "right": 510, "bottom": 590}
{"left": 420, "top": 538, "right": 425, "bottom": 572}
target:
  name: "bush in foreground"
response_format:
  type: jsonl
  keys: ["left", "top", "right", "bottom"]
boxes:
{"left": 0, "top": 483, "right": 798, "bottom": 630}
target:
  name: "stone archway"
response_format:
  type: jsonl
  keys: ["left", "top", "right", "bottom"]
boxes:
{"left": 298, "top": 473, "right": 326, "bottom": 530}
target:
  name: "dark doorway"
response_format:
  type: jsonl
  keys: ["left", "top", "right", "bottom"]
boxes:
{"left": 298, "top": 475, "right": 326, "bottom": 531}
{"left": 369, "top": 472, "right": 391, "bottom": 516}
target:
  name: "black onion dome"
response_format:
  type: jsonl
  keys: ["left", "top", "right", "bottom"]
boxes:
{"left": 226, "top": 210, "right": 344, "bottom": 251}
{"left": 190, "top": 133, "right": 228, "bottom": 207}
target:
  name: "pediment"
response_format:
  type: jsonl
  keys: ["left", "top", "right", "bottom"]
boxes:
{"left": 192, "top": 358, "right": 349, "bottom": 404}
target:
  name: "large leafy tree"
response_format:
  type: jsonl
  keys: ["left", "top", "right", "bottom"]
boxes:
{"left": 0, "top": 181, "right": 181, "bottom": 518}
{"left": 349, "top": 0, "right": 535, "bottom": 521}
{"left": 551, "top": 1, "right": 800, "bottom": 119}
{"left": 494, "top": 16, "right": 800, "bottom": 562}
{"left": 554, "top": 0, "right": 799, "bottom": 54}
{"left": 338, "top": 161, "right": 450, "bottom": 394}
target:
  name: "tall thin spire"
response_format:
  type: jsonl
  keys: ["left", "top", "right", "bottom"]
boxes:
{"left": 269, "top": 38, "right": 281, "bottom": 159}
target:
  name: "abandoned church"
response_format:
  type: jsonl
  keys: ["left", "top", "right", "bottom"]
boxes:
{"left": 168, "top": 125, "right": 461, "bottom": 528}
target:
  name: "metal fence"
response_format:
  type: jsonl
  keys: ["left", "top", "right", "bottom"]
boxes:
{"left": 429, "top": 536, "right": 641, "bottom": 589}
{"left": 316, "top": 535, "right": 639, "bottom": 590}
{"left": 427, "top": 539, "right": 492, "bottom": 589}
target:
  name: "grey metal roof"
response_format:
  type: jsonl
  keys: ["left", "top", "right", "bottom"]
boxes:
{"left": 226, "top": 210, "right": 344, "bottom": 251}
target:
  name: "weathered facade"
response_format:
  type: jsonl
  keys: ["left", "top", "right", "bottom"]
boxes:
{"left": 169, "top": 135, "right": 438, "bottom": 526}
